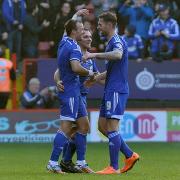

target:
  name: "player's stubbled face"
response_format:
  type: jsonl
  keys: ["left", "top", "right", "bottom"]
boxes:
{"left": 75, "top": 22, "right": 84, "bottom": 41}
{"left": 97, "top": 18, "right": 108, "bottom": 36}
{"left": 79, "top": 31, "right": 92, "bottom": 49}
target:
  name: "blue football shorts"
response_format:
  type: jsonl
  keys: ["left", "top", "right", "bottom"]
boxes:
{"left": 59, "top": 95, "right": 88, "bottom": 121}
{"left": 99, "top": 91, "right": 128, "bottom": 120}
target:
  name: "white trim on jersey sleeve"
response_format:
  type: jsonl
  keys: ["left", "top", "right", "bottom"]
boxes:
{"left": 73, "top": 48, "right": 81, "bottom": 52}
{"left": 69, "top": 58, "right": 81, "bottom": 61}
{"left": 113, "top": 43, "right": 123, "bottom": 51}
{"left": 67, "top": 40, "right": 72, "bottom": 45}
{"left": 113, "top": 35, "right": 124, "bottom": 53}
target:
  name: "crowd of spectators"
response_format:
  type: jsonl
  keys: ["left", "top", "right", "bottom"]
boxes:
{"left": 0, "top": 0, "right": 180, "bottom": 63}
{"left": 1, "top": 0, "right": 180, "bottom": 109}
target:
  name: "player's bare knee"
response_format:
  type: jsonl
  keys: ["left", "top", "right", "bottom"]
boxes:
{"left": 107, "top": 119, "right": 119, "bottom": 132}
{"left": 60, "top": 128, "right": 72, "bottom": 137}
{"left": 98, "top": 125, "right": 107, "bottom": 137}
{"left": 60, "top": 121, "right": 74, "bottom": 137}
{"left": 98, "top": 117, "right": 107, "bottom": 136}
{"left": 77, "top": 121, "right": 89, "bottom": 134}
{"left": 98, "top": 123, "right": 104, "bottom": 133}
{"left": 76, "top": 116, "right": 89, "bottom": 134}
{"left": 77, "top": 125, "right": 89, "bottom": 134}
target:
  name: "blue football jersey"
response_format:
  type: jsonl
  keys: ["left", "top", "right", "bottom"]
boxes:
{"left": 105, "top": 34, "right": 129, "bottom": 94}
{"left": 80, "top": 59, "right": 98, "bottom": 95}
{"left": 57, "top": 36, "right": 82, "bottom": 97}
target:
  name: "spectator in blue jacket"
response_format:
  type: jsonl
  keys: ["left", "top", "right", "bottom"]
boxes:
{"left": 123, "top": 24, "right": 144, "bottom": 61}
{"left": 118, "top": 0, "right": 154, "bottom": 40}
{"left": 2, "top": 0, "right": 26, "bottom": 62}
{"left": 148, "top": 4, "right": 180, "bottom": 61}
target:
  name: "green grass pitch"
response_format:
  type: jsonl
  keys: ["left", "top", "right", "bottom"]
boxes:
{"left": 0, "top": 142, "right": 180, "bottom": 180}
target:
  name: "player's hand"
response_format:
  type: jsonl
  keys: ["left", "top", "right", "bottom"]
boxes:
{"left": 83, "top": 52, "right": 96, "bottom": 61}
{"left": 84, "top": 72, "right": 98, "bottom": 87}
{"left": 94, "top": 73, "right": 103, "bottom": 82}
{"left": 84, "top": 74, "right": 96, "bottom": 87}
{"left": 56, "top": 80, "right": 64, "bottom": 92}
{"left": 76, "top": 9, "right": 89, "bottom": 16}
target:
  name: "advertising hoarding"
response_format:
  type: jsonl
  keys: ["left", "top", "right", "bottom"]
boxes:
{"left": 34, "top": 59, "right": 180, "bottom": 100}
{"left": 89, "top": 111, "right": 167, "bottom": 142}
{"left": 1, "top": 110, "right": 180, "bottom": 143}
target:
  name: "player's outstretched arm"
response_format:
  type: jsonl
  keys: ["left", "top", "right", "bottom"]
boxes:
{"left": 70, "top": 60, "right": 94, "bottom": 77}
{"left": 95, "top": 71, "right": 107, "bottom": 81}
{"left": 72, "top": 9, "right": 89, "bottom": 20}
{"left": 63, "top": 9, "right": 89, "bottom": 36}
{"left": 83, "top": 49, "right": 122, "bottom": 61}
{"left": 54, "top": 69, "right": 60, "bottom": 83}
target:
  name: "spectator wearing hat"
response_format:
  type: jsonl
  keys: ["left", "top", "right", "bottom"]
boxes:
{"left": 123, "top": 24, "right": 144, "bottom": 61}
{"left": 148, "top": 4, "right": 180, "bottom": 61}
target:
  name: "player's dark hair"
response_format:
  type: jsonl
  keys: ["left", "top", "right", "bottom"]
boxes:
{"left": 64, "top": 19, "right": 79, "bottom": 36}
{"left": 99, "top": 11, "right": 117, "bottom": 27}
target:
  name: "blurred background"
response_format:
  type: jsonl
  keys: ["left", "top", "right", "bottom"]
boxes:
{"left": 0, "top": 0, "right": 180, "bottom": 143}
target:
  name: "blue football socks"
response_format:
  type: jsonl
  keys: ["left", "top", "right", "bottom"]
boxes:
{"left": 62, "top": 141, "right": 68, "bottom": 160}
{"left": 74, "top": 132, "right": 87, "bottom": 161}
{"left": 119, "top": 134, "right": 133, "bottom": 158}
{"left": 63, "top": 138, "right": 76, "bottom": 162}
{"left": 50, "top": 131, "right": 68, "bottom": 162}
{"left": 108, "top": 131, "right": 121, "bottom": 170}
